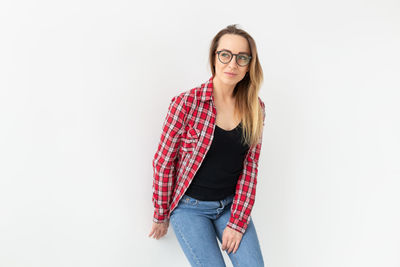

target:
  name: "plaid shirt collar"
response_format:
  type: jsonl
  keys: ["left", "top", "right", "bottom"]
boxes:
{"left": 198, "top": 76, "right": 214, "bottom": 102}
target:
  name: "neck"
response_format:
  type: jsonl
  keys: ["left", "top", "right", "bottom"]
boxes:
{"left": 212, "top": 76, "right": 236, "bottom": 102}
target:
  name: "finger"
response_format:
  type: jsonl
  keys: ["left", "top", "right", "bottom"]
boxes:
{"left": 228, "top": 242, "right": 235, "bottom": 253}
{"left": 159, "top": 230, "right": 165, "bottom": 239}
{"left": 221, "top": 234, "right": 227, "bottom": 250}
{"left": 158, "top": 228, "right": 165, "bottom": 238}
{"left": 151, "top": 228, "right": 158, "bottom": 238}
{"left": 157, "top": 229, "right": 162, "bottom": 239}
{"left": 154, "top": 229, "right": 160, "bottom": 239}
{"left": 222, "top": 238, "right": 230, "bottom": 250}
{"left": 233, "top": 241, "right": 239, "bottom": 254}
{"left": 225, "top": 240, "right": 232, "bottom": 252}
{"left": 158, "top": 229, "right": 165, "bottom": 239}
{"left": 148, "top": 228, "right": 155, "bottom": 237}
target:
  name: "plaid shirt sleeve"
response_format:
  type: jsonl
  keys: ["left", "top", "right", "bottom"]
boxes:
{"left": 152, "top": 94, "right": 186, "bottom": 223}
{"left": 227, "top": 97, "right": 266, "bottom": 234}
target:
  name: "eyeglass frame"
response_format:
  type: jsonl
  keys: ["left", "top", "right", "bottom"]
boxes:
{"left": 215, "top": 49, "right": 252, "bottom": 67}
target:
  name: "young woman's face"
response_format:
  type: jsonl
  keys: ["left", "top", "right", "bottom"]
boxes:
{"left": 214, "top": 34, "right": 251, "bottom": 87}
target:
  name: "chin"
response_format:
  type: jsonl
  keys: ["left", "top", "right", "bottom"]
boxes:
{"left": 216, "top": 73, "right": 240, "bottom": 85}
{"left": 222, "top": 76, "right": 238, "bottom": 84}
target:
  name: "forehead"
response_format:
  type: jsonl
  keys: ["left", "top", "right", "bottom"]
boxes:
{"left": 217, "top": 34, "right": 250, "bottom": 54}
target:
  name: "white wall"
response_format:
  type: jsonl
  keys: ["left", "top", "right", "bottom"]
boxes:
{"left": 1, "top": 0, "right": 399, "bottom": 266}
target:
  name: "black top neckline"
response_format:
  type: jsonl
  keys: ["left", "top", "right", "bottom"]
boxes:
{"left": 215, "top": 122, "right": 242, "bottom": 132}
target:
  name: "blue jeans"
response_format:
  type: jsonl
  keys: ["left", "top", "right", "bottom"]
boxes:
{"left": 170, "top": 193, "right": 264, "bottom": 267}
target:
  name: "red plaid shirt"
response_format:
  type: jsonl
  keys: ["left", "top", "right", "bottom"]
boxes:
{"left": 152, "top": 76, "right": 266, "bottom": 234}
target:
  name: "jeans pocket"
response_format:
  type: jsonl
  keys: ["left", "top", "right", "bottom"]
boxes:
{"left": 181, "top": 194, "right": 199, "bottom": 206}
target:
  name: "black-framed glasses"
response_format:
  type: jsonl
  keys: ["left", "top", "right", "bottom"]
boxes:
{"left": 215, "top": 50, "right": 252, "bottom": 67}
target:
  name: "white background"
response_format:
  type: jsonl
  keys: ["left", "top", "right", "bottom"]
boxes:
{"left": 1, "top": 0, "right": 399, "bottom": 266}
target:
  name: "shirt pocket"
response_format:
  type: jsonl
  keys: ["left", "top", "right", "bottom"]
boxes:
{"left": 181, "top": 126, "right": 199, "bottom": 153}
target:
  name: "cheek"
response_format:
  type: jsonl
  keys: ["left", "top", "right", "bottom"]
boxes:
{"left": 214, "top": 59, "right": 222, "bottom": 68}
{"left": 215, "top": 63, "right": 226, "bottom": 73}
{"left": 237, "top": 70, "right": 249, "bottom": 80}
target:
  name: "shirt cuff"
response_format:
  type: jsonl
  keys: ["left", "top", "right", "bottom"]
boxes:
{"left": 153, "top": 209, "right": 170, "bottom": 223}
{"left": 226, "top": 216, "right": 249, "bottom": 234}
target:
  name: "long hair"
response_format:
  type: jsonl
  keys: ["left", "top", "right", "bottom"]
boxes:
{"left": 208, "top": 24, "right": 264, "bottom": 148}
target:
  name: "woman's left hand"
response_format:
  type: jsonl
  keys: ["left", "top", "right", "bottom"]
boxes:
{"left": 221, "top": 226, "right": 243, "bottom": 254}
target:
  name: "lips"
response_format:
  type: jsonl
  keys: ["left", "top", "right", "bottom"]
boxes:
{"left": 224, "top": 72, "right": 237, "bottom": 77}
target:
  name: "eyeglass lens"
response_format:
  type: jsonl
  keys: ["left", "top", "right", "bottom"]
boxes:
{"left": 218, "top": 51, "right": 250, "bottom": 66}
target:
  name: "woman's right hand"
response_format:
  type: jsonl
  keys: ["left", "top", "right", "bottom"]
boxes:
{"left": 148, "top": 220, "right": 169, "bottom": 240}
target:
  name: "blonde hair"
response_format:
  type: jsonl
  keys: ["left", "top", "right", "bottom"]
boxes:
{"left": 209, "top": 24, "right": 264, "bottom": 148}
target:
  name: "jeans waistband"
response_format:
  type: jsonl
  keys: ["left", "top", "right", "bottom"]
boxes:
{"left": 181, "top": 193, "right": 234, "bottom": 208}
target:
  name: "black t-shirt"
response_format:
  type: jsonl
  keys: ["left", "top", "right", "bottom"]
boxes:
{"left": 185, "top": 122, "right": 250, "bottom": 201}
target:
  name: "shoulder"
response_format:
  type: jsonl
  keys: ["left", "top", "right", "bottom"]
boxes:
{"left": 170, "top": 88, "right": 195, "bottom": 105}
{"left": 169, "top": 80, "right": 207, "bottom": 112}
{"left": 257, "top": 96, "right": 265, "bottom": 110}
{"left": 257, "top": 96, "right": 266, "bottom": 123}
{"left": 258, "top": 96, "right": 266, "bottom": 117}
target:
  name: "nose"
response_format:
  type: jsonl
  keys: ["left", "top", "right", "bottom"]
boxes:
{"left": 228, "top": 55, "right": 239, "bottom": 69}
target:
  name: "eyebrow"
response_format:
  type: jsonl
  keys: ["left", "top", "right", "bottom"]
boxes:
{"left": 220, "top": 48, "right": 250, "bottom": 54}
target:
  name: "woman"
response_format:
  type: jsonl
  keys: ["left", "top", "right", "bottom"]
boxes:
{"left": 149, "top": 24, "right": 266, "bottom": 267}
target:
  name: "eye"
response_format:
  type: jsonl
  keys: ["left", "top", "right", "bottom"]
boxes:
{"left": 238, "top": 55, "right": 249, "bottom": 60}
{"left": 221, "top": 52, "right": 231, "bottom": 58}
